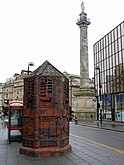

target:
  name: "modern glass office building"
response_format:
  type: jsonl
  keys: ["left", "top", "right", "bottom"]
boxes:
{"left": 94, "top": 21, "right": 124, "bottom": 122}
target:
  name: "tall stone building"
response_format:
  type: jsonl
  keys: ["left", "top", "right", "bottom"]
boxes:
{"left": 74, "top": 2, "right": 95, "bottom": 120}
{"left": 0, "top": 83, "right": 4, "bottom": 112}
{"left": 2, "top": 70, "right": 28, "bottom": 112}
{"left": 63, "top": 72, "right": 80, "bottom": 114}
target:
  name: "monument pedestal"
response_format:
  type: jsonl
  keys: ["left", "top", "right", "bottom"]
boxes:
{"left": 74, "top": 86, "right": 96, "bottom": 120}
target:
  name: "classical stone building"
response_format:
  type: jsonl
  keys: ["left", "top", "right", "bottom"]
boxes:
{"left": 2, "top": 70, "right": 28, "bottom": 111}
{"left": 63, "top": 71, "right": 95, "bottom": 119}
{"left": 63, "top": 72, "right": 80, "bottom": 112}
{"left": 0, "top": 83, "right": 4, "bottom": 112}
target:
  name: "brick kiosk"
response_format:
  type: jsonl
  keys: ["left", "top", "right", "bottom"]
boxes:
{"left": 19, "top": 60, "right": 71, "bottom": 158}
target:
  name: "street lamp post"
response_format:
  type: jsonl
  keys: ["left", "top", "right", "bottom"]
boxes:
{"left": 95, "top": 66, "right": 102, "bottom": 127}
{"left": 28, "top": 62, "right": 35, "bottom": 75}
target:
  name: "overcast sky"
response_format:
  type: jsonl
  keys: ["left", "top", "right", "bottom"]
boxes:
{"left": 0, "top": 0, "right": 124, "bottom": 83}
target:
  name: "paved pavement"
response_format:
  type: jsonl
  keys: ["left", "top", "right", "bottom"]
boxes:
{"left": 0, "top": 121, "right": 124, "bottom": 165}
{"left": 78, "top": 120, "right": 124, "bottom": 132}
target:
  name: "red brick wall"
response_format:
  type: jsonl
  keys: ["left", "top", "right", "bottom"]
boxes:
{"left": 22, "top": 76, "right": 69, "bottom": 148}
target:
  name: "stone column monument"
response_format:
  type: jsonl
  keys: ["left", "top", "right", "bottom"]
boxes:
{"left": 74, "top": 2, "right": 95, "bottom": 120}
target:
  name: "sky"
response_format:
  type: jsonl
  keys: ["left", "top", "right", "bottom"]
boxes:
{"left": 0, "top": 0, "right": 124, "bottom": 83}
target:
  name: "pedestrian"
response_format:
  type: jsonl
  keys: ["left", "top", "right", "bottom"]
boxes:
{"left": 1, "top": 117, "right": 5, "bottom": 129}
{"left": 74, "top": 114, "right": 78, "bottom": 124}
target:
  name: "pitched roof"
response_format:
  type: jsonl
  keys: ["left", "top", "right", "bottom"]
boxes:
{"left": 28, "top": 60, "right": 67, "bottom": 78}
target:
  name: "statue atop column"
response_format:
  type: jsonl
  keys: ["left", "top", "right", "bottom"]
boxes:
{"left": 81, "top": 2, "right": 85, "bottom": 12}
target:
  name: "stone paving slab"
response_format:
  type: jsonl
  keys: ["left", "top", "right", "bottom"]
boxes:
{"left": 0, "top": 128, "right": 124, "bottom": 165}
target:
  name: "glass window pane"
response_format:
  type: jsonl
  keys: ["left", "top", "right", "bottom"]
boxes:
{"left": 104, "top": 83, "right": 107, "bottom": 93}
{"left": 121, "top": 23, "right": 124, "bottom": 36}
{"left": 115, "top": 28, "right": 117, "bottom": 40}
{"left": 104, "top": 59, "right": 107, "bottom": 70}
{"left": 99, "top": 41, "right": 101, "bottom": 50}
{"left": 11, "top": 110, "right": 22, "bottom": 127}
{"left": 101, "top": 72, "right": 104, "bottom": 83}
{"left": 99, "top": 52, "right": 102, "bottom": 62}
{"left": 118, "top": 25, "right": 121, "bottom": 38}
{"left": 110, "top": 68, "right": 113, "bottom": 78}
{"left": 107, "top": 58, "right": 109, "bottom": 69}
{"left": 101, "top": 39, "right": 103, "bottom": 49}
{"left": 104, "top": 37, "right": 106, "bottom": 48}
{"left": 115, "top": 53, "right": 119, "bottom": 65}
{"left": 118, "top": 38, "right": 121, "bottom": 51}
{"left": 109, "top": 56, "right": 112, "bottom": 68}
{"left": 101, "top": 60, "right": 104, "bottom": 72}
{"left": 122, "top": 50, "right": 124, "bottom": 62}
{"left": 106, "top": 35, "right": 108, "bottom": 46}
{"left": 101, "top": 50, "right": 104, "bottom": 61}
{"left": 94, "top": 45, "right": 96, "bottom": 54}
{"left": 108, "top": 33, "right": 111, "bottom": 44}
{"left": 106, "top": 46, "right": 109, "bottom": 58}
{"left": 104, "top": 48, "right": 106, "bottom": 59}
{"left": 112, "top": 31, "right": 114, "bottom": 42}
{"left": 119, "top": 51, "right": 122, "bottom": 64}
{"left": 121, "top": 67, "right": 124, "bottom": 91}
{"left": 109, "top": 44, "right": 112, "bottom": 56}
{"left": 112, "top": 42, "right": 115, "bottom": 55}
{"left": 122, "top": 36, "right": 124, "bottom": 48}
{"left": 94, "top": 54, "right": 97, "bottom": 64}
{"left": 115, "top": 40, "right": 118, "bottom": 53}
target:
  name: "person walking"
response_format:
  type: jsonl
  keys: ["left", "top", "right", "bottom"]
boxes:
{"left": 74, "top": 114, "right": 78, "bottom": 124}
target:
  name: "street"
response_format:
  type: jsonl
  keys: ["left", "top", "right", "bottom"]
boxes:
{"left": 0, "top": 123, "right": 124, "bottom": 164}
{"left": 70, "top": 122, "right": 124, "bottom": 152}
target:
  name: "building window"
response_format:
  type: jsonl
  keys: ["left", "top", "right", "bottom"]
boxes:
{"left": 94, "top": 21, "right": 124, "bottom": 122}
{"left": 17, "top": 90, "right": 19, "bottom": 95}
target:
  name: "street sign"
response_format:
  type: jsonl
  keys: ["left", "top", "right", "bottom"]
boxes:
{"left": 93, "top": 97, "right": 97, "bottom": 102}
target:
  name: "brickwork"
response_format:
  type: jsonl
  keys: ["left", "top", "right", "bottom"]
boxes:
{"left": 19, "top": 61, "right": 71, "bottom": 157}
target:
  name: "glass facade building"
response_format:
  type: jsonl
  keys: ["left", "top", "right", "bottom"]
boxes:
{"left": 94, "top": 21, "right": 124, "bottom": 122}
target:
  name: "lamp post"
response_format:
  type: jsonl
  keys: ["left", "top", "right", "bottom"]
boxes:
{"left": 28, "top": 62, "right": 35, "bottom": 75}
{"left": 95, "top": 66, "right": 102, "bottom": 127}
